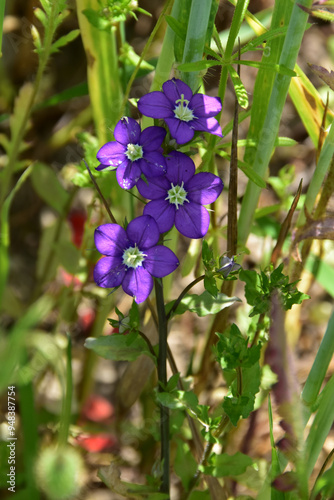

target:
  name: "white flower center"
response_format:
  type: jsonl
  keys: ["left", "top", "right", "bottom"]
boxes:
{"left": 165, "top": 182, "right": 190, "bottom": 210}
{"left": 174, "top": 94, "right": 195, "bottom": 122}
{"left": 122, "top": 245, "right": 146, "bottom": 268}
{"left": 126, "top": 143, "right": 143, "bottom": 162}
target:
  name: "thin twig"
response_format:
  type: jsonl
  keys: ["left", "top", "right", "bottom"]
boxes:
{"left": 138, "top": 330, "right": 157, "bottom": 361}
{"left": 154, "top": 278, "right": 170, "bottom": 495}
{"left": 166, "top": 275, "right": 205, "bottom": 321}
{"left": 83, "top": 159, "right": 117, "bottom": 224}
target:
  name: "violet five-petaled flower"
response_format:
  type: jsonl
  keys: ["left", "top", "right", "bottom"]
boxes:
{"left": 96, "top": 117, "right": 167, "bottom": 189}
{"left": 137, "top": 151, "right": 223, "bottom": 239}
{"left": 137, "top": 78, "right": 223, "bottom": 145}
{"left": 93, "top": 215, "right": 179, "bottom": 303}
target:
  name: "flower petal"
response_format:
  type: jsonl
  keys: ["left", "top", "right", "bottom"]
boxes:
{"left": 94, "top": 257, "right": 126, "bottom": 288}
{"left": 190, "top": 94, "right": 222, "bottom": 117}
{"left": 186, "top": 172, "right": 223, "bottom": 204}
{"left": 143, "top": 200, "right": 175, "bottom": 233}
{"left": 165, "top": 151, "right": 195, "bottom": 184}
{"left": 164, "top": 118, "right": 194, "bottom": 144}
{"left": 144, "top": 245, "right": 179, "bottom": 277}
{"left": 114, "top": 117, "right": 141, "bottom": 145}
{"left": 138, "top": 92, "right": 173, "bottom": 119}
{"left": 191, "top": 116, "right": 223, "bottom": 137}
{"left": 162, "top": 78, "right": 193, "bottom": 104}
{"left": 175, "top": 203, "right": 210, "bottom": 238}
{"left": 140, "top": 152, "right": 166, "bottom": 178}
{"left": 116, "top": 160, "right": 141, "bottom": 189}
{"left": 96, "top": 142, "right": 126, "bottom": 167}
{"left": 126, "top": 215, "right": 160, "bottom": 249}
{"left": 94, "top": 224, "right": 128, "bottom": 255}
{"left": 122, "top": 267, "right": 153, "bottom": 303}
{"left": 140, "top": 126, "right": 166, "bottom": 151}
{"left": 137, "top": 176, "right": 170, "bottom": 200}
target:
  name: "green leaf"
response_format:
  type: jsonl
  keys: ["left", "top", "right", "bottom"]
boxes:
{"left": 50, "top": 29, "right": 80, "bottom": 54}
{"left": 33, "top": 82, "right": 89, "bottom": 111}
{"left": 31, "top": 162, "right": 70, "bottom": 213}
{"left": 9, "top": 83, "right": 34, "bottom": 142}
{"left": 233, "top": 59, "right": 296, "bottom": 77}
{"left": 98, "top": 463, "right": 169, "bottom": 499}
{"left": 188, "top": 492, "right": 211, "bottom": 500}
{"left": 215, "top": 325, "right": 261, "bottom": 370}
{"left": 202, "top": 239, "right": 214, "bottom": 269}
{"left": 239, "top": 269, "right": 262, "bottom": 307}
{"left": 166, "top": 373, "right": 180, "bottom": 392}
{"left": 31, "top": 25, "right": 42, "bottom": 53}
{"left": 53, "top": 241, "right": 81, "bottom": 275}
{"left": 204, "top": 275, "right": 219, "bottom": 298}
{"left": 240, "top": 26, "right": 289, "bottom": 55}
{"left": 165, "top": 15, "right": 186, "bottom": 40}
{"left": 228, "top": 65, "right": 249, "bottom": 109}
{"left": 237, "top": 160, "right": 267, "bottom": 188}
{"left": 129, "top": 301, "right": 140, "bottom": 331}
{"left": 156, "top": 390, "right": 210, "bottom": 426}
{"left": 174, "top": 440, "right": 197, "bottom": 489}
{"left": 223, "top": 394, "right": 255, "bottom": 426}
{"left": 82, "top": 8, "right": 111, "bottom": 31}
{"left": 177, "top": 59, "right": 220, "bottom": 72}
{"left": 85, "top": 332, "right": 156, "bottom": 363}
{"left": 34, "top": 7, "right": 48, "bottom": 27}
{"left": 40, "top": 0, "right": 51, "bottom": 15}
{"left": 201, "top": 452, "right": 253, "bottom": 477}
{"left": 166, "top": 291, "right": 241, "bottom": 318}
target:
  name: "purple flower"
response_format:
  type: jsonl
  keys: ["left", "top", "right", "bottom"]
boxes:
{"left": 96, "top": 117, "right": 167, "bottom": 189}
{"left": 93, "top": 215, "right": 179, "bottom": 303}
{"left": 137, "top": 151, "right": 223, "bottom": 239}
{"left": 137, "top": 78, "right": 223, "bottom": 145}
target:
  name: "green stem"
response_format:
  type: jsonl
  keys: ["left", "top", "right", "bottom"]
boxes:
{"left": 155, "top": 278, "right": 170, "bottom": 494}
{"left": 0, "top": 0, "right": 5, "bottom": 57}
{"left": 19, "top": 378, "right": 40, "bottom": 499}
{"left": 1, "top": 1, "right": 61, "bottom": 206}
{"left": 184, "top": 414, "right": 230, "bottom": 498}
{"left": 59, "top": 334, "right": 73, "bottom": 447}
{"left": 119, "top": 0, "right": 174, "bottom": 119}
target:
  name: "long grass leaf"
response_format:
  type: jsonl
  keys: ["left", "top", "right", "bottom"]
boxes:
{"left": 76, "top": 0, "right": 122, "bottom": 144}
{"left": 289, "top": 63, "right": 334, "bottom": 147}
{"left": 238, "top": 0, "right": 312, "bottom": 246}
{"left": 305, "top": 374, "right": 334, "bottom": 476}
{"left": 296, "top": 119, "right": 334, "bottom": 227}
{"left": 302, "top": 308, "right": 334, "bottom": 407}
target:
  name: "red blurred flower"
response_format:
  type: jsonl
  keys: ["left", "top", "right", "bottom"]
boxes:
{"left": 68, "top": 210, "right": 87, "bottom": 248}
{"left": 75, "top": 433, "right": 117, "bottom": 453}
{"left": 81, "top": 395, "right": 114, "bottom": 422}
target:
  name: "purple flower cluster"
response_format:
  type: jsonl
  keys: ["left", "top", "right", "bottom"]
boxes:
{"left": 94, "top": 216, "right": 179, "bottom": 303}
{"left": 137, "top": 151, "right": 223, "bottom": 239}
{"left": 93, "top": 78, "right": 224, "bottom": 302}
